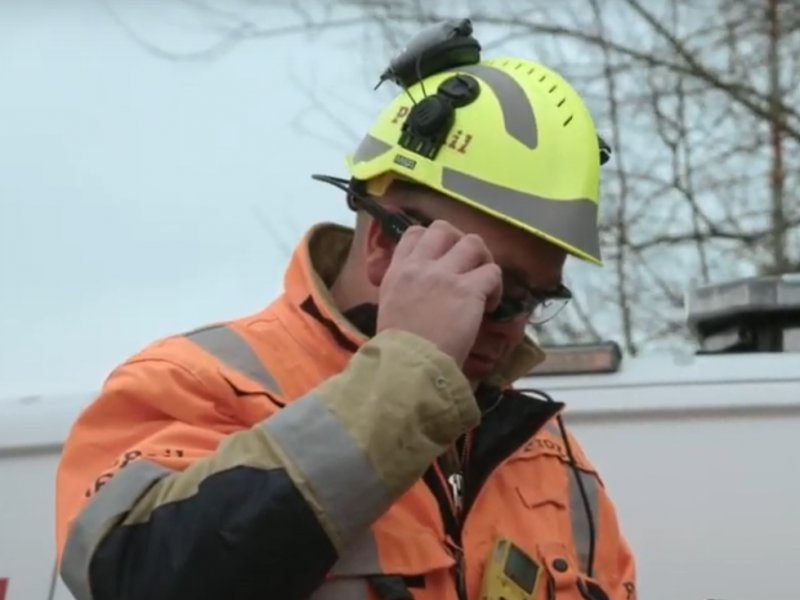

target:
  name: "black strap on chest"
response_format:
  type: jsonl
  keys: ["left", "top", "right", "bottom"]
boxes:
{"left": 368, "top": 574, "right": 419, "bottom": 600}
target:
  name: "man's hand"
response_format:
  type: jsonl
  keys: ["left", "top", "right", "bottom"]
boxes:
{"left": 376, "top": 220, "right": 503, "bottom": 368}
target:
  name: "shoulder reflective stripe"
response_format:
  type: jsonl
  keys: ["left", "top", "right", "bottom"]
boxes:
{"left": 543, "top": 420, "right": 561, "bottom": 436}
{"left": 310, "top": 579, "right": 370, "bottom": 600}
{"left": 568, "top": 469, "right": 600, "bottom": 574}
{"left": 261, "top": 393, "right": 393, "bottom": 544}
{"left": 60, "top": 460, "right": 173, "bottom": 600}
{"left": 441, "top": 167, "right": 600, "bottom": 260}
{"left": 352, "top": 135, "right": 393, "bottom": 164}
{"left": 455, "top": 64, "right": 538, "bottom": 148}
{"left": 185, "top": 324, "right": 283, "bottom": 395}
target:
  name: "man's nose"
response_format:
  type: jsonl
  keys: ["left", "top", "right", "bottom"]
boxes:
{"left": 480, "top": 313, "right": 527, "bottom": 336}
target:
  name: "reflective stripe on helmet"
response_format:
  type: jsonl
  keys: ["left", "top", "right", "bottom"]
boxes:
{"left": 352, "top": 134, "right": 392, "bottom": 164}
{"left": 455, "top": 64, "right": 538, "bottom": 148}
{"left": 348, "top": 135, "right": 600, "bottom": 262}
{"left": 441, "top": 168, "right": 601, "bottom": 261}
{"left": 348, "top": 134, "right": 601, "bottom": 262}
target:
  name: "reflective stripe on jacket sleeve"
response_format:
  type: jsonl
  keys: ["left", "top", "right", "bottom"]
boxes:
{"left": 57, "top": 328, "right": 477, "bottom": 600}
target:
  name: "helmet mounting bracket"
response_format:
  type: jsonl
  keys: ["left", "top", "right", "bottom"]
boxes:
{"left": 375, "top": 18, "right": 613, "bottom": 166}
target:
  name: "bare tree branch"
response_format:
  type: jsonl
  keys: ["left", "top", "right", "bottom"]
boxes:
{"left": 588, "top": 0, "right": 636, "bottom": 354}
{"left": 104, "top": 0, "right": 800, "bottom": 353}
{"left": 327, "top": 2, "right": 800, "bottom": 140}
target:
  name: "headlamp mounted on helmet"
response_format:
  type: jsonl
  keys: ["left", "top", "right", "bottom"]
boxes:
{"left": 374, "top": 18, "right": 612, "bottom": 166}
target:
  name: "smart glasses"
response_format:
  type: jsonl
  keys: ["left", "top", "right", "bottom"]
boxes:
{"left": 312, "top": 174, "right": 572, "bottom": 325}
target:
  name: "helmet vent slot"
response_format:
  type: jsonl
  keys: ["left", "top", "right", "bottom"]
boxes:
{"left": 563, "top": 114, "right": 574, "bottom": 127}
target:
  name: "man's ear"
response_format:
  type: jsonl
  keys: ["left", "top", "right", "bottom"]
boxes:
{"left": 364, "top": 218, "right": 396, "bottom": 288}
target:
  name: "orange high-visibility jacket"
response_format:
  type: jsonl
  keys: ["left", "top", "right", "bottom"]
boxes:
{"left": 55, "top": 223, "right": 637, "bottom": 600}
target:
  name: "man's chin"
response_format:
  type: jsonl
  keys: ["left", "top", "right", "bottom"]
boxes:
{"left": 463, "top": 353, "right": 499, "bottom": 382}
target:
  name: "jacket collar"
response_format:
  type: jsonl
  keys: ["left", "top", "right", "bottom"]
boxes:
{"left": 282, "top": 222, "right": 547, "bottom": 387}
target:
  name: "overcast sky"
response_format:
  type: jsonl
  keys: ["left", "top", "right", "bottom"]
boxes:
{"left": 0, "top": 1, "right": 393, "bottom": 396}
{"left": 0, "top": 0, "right": 713, "bottom": 398}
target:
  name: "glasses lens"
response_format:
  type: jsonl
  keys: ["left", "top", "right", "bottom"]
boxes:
{"left": 487, "top": 297, "right": 526, "bottom": 322}
{"left": 488, "top": 287, "right": 572, "bottom": 324}
{"left": 528, "top": 296, "right": 570, "bottom": 324}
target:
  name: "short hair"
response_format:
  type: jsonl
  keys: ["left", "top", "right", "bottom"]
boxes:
{"left": 353, "top": 176, "right": 452, "bottom": 235}
{"left": 382, "top": 177, "right": 455, "bottom": 209}
{"left": 384, "top": 177, "right": 433, "bottom": 199}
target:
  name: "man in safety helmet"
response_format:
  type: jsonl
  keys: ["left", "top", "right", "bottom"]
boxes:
{"left": 55, "top": 19, "right": 636, "bottom": 600}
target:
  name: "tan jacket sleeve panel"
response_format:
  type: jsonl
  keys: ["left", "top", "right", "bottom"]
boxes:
{"left": 56, "top": 329, "right": 477, "bottom": 600}
{"left": 261, "top": 328, "right": 479, "bottom": 550}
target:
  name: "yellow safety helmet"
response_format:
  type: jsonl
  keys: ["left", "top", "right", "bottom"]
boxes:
{"left": 343, "top": 20, "right": 609, "bottom": 265}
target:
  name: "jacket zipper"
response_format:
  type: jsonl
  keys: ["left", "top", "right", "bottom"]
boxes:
{"left": 427, "top": 431, "right": 473, "bottom": 600}
{"left": 424, "top": 387, "right": 560, "bottom": 600}
{"left": 429, "top": 433, "right": 539, "bottom": 600}
{"left": 429, "top": 461, "right": 467, "bottom": 600}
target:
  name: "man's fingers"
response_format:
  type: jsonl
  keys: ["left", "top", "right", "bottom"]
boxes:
{"left": 408, "top": 220, "right": 463, "bottom": 260}
{"left": 392, "top": 224, "right": 426, "bottom": 260}
{"left": 438, "top": 233, "right": 494, "bottom": 274}
{"left": 378, "top": 219, "right": 506, "bottom": 368}
{"left": 463, "top": 263, "right": 504, "bottom": 312}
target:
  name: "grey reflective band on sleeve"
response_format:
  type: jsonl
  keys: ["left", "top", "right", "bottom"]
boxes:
{"left": 455, "top": 63, "right": 538, "bottom": 148}
{"left": 441, "top": 167, "right": 601, "bottom": 260}
{"left": 329, "top": 531, "right": 382, "bottom": 576}
{"left": 184, "top": 324, "right": 284, "bottom": 395}
{"left": 311, "top": 532, "right": 382, "bottom": 599}
{"left": 569, "top": 468, "right": 601, "bottom": 574}
{"left": 261, "top": 393, "right": 393, "bottom": 544}
{"left": 60, "top": 460, "right": 174, "bottom": 600}
{"left": 309, "top": 579, "right": 370, "bottom": 600}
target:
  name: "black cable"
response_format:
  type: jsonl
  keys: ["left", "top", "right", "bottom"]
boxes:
{"left": 516, "top": 388, "right": 596, "bottom": 578}
{"left": 555, "top": 412, "right": 596, "bottom": 577}
{"left": 312, "top": 173, "right": 599, "bottom": 576}
{"left": 415, "top": 49, "right": 428, "bottom": 98}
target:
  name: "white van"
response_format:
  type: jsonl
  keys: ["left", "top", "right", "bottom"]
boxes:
{"left": 2, "top": 274, "right": 798, "bottom": 600}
